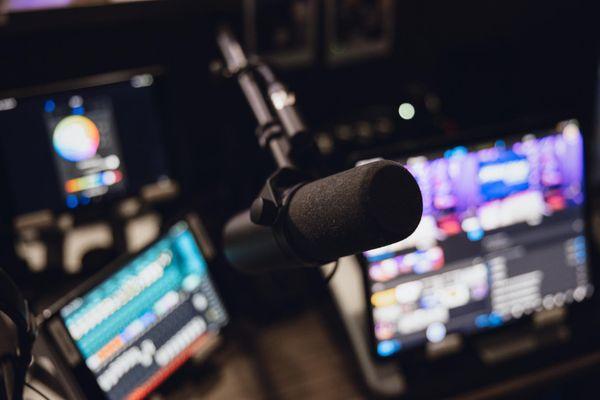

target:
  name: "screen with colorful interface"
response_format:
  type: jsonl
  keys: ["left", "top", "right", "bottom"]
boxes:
{"left": 360, "top": 120, "right": 592, "bottom": 358}
{"left": 0, "top": 71, "right": 170, "bottom": 216}
{"left": 58, "top": 221, "right": 228, "bottom": 400}
{"left": 7, "top": 0, "right": 157, "bottom": 13}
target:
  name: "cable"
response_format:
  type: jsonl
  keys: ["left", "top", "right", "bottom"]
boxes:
{"left": 255, "top": 65, "right": 277, "bottom": 86}
{"left": 1, "top": 359, "right": 12, "bottom": 400}
{"left": 0, "top": 355, "right": 17, "bottom": 400}
{"left": 24, "top": 382, "right": 50, "bottom": 400}
{"left": 323, "top": 259, "right": 340, "bottom": 284}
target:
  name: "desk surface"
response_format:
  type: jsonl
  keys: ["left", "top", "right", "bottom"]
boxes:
{"left": 162, "top": 310, "right": 366, "bottom": 400}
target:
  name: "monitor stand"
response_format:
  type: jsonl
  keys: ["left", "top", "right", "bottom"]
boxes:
{"left": 326, "top": 256, "right": 406, "bottom": 397}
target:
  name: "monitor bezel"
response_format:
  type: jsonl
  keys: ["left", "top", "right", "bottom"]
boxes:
{"left": 356, "top": 118, "right": 597, "bottom": 362}
{"left": 36, "top": 212, "right": 228, "bottom": 399}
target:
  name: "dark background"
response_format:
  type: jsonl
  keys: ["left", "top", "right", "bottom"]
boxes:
{"left": 1, "top": 1, "right": 600, "bottom": 398}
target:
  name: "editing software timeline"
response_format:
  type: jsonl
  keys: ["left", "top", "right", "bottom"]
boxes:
{"left": 360, "top": 121, "right": 592, "bottom": 358}
{"left": 56, "top": 222, "right": 228, "bottom": 400}
{"left": 0, "top": 70, "right": 169, "bottom": 217}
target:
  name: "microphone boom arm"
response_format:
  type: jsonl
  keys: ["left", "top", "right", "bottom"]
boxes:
{"left": 216, "top": 28, "right": 315, "bottom": 233}
{"left": 216, "top": 28, "right": 309, "bottom": 170}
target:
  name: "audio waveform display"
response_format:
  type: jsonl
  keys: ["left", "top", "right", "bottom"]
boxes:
{"left": 60, "top": 222, "right": 228, "bottom": 400}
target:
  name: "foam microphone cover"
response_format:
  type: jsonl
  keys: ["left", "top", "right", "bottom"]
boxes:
{"left": 284, "top": 160, "right": 423, "bottom": 263}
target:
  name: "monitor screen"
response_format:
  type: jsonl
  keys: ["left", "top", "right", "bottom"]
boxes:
{"left": 58, "top": 221, "right": 228, "bottom": 400}
{"left": 7, "top": 0, "right": 156, "bottom": 13}
{"left": 360, "top": 120, "right": 592, "bottom": 358}
{"left": 0, "top": 70, "right": 170, "bottom": 217}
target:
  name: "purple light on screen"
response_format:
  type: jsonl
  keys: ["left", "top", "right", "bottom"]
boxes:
{"left": 449, "top": 153, "right": 480, "bottom": 213}
{"left": 9, "top": 0, "right": 74, "bottom": 11}
{"left": 556, "top": 126, "right": 584, "bottom": 202}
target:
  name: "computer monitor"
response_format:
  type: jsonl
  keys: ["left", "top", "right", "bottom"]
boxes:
{"left": 42, "top": 218, "right": 228, "bottom": 400}
{"left": 0, "top": 69, "right": 171, "bottom": 218}
{"left": 359, "top": 120, "right": 592, "bottom": 359}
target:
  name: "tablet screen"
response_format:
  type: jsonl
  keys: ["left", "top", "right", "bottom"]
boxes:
{"left": 58, "top": 221, "right": 228, "bottom": 399}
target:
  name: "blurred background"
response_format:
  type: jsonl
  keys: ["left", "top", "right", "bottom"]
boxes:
{"left": 1, "top": 1, "right": 600, "bottom": 399}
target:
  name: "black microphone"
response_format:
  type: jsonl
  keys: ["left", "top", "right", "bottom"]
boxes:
{"left": 224, "top": 160, "right": 423, "bottom": 273}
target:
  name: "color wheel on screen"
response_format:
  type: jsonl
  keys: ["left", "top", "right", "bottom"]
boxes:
{"left": 53, "top": 115, "right": 100, "bottom": 162}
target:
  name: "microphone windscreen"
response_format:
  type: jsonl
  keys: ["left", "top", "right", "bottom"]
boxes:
{"left": 284, "top": 160, "right": 423, "bottom": 263}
